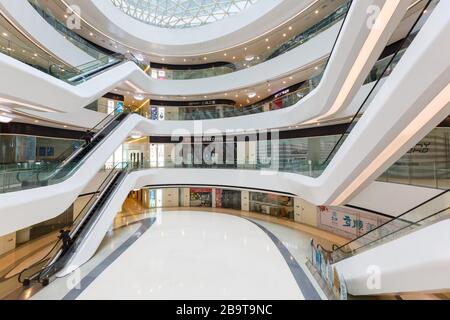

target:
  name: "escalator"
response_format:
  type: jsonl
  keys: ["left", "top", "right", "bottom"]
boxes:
{"left": 324, "top": 189, "right": 450, "bottom": 295}
{"left": 331, "top": 190, "right": 449, "bottom": 263}
{"left": 1, "top": 110, "right": 130, "bottom": 194}
{"left": 19, "top": 163, "right": 129, "bottom": 286}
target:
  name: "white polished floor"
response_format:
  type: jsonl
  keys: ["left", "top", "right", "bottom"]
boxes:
{"left": 33, "top": 210, "right": 324, "bottom": 300}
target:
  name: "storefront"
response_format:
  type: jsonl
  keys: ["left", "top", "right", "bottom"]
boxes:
{"left": 216, "top": 189, "right": 241, "bottom": 210}
{"left": 190, "top": 188, "right": 213, "bottom": 207}
{"left": 249, "top": 192, "right": 294, "bottom": 220}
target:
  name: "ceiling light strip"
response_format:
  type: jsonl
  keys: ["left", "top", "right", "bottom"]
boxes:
{"left": 316, "top": 0, "right": 403, "bottom": 120}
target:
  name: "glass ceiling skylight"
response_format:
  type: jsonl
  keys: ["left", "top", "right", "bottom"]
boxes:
{"left": 111, "top": 0, "right": 260, "bottom": 29}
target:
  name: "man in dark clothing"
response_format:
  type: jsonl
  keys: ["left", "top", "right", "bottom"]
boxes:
{"left": 58, "top": 229, "right": 72, "bottom": 253}
{"left": 83, "top": 130, "right": 93, "bottom": 146}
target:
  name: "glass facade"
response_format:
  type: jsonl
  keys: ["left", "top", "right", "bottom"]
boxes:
{"left": 111, "top": 0, "right": 259, "bottom": 29}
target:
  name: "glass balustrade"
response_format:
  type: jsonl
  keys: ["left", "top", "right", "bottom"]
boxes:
{"left": 146, "top": 1, "right": 351, "bottom": 80}
{"left": 1, "top": 120, "right": 446, "bottom": 195}
{"left": 134, "top": 46, "right": 404, "bottom": 122}
{"left": 321, "top": 0, "right": 436, "bottom": 168}
{"left": 135, "top": 72, "right": 323, "bottom": 120}
{"left": 0, "top": 11, "right": 121, "bottom": 84}
{"left": 24, "top": 0, "right": 351, "bottom": 81}
{"left": 377, "top": 127, "right": 450, "bottom": 189}
{"left": 28, "top": 0, "right": 113, "bottom": 61}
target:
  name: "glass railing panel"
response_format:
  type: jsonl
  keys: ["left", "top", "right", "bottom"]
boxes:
{"left": 28, "top": 0, "right": 112, "bottom": 61}
{"left": 0, "top": 111, "right": 128, "bottom": 194}
{"left": 0, "top": 10, "right": 122, "bottom": 84}
{"left": 321, "top": 0, "right": 437, "bottom": 168}
{"left": 377, "top": 126, "right": 450, "bottom": 189}
{"left": 137, "top": 42, "right": 411, "bottom": 123}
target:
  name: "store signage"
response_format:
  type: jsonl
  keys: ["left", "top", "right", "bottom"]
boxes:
{"left": 116, "top": 101, "right": 124, "bottom": 113}
{"left": 150, "top": 107, "right": 158, "bottom": 120}
{"left": 158, "top": 107, "right": 165, "bottom": 120}
{"left": 274, "top": 89, "right": 290, "bottom": 99}
{"left": 187, "top": 100, "right": 217, "bottom": 106}
{"left": 190, "top": 188, "right": 212, "bottom": 193}
{"left": 158, "top": 70, "right": 166, "bottom": 79}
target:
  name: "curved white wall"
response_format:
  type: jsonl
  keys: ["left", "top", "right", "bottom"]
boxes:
{"left": 0, "top": 0, "right": 94, "bottom": 66}
{"left": 335, "top": 218, "right": 450, "bottom": 295}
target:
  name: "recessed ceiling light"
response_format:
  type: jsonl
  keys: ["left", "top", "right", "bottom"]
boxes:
{"left": 315, "top": 10, "right": 319, "bottom": 14}
{"left": 265, "top": 38, "right": 269, "bottom": 42}
{"left": 245, "top": 55, "right": 255, "bottom": 62}
{"left": 288, "top": 26, "right": 292, "bottom": 30}
{"left": 247, "top": 92, "right": 257, "bottom": 99}
{"left": 0, "top": 115, "right": 12, "bottom": 123}
{"left": 283, "top": 33, "right": 287, "bottom": 37}
{"left": 131, "top": 133, "right": 142, "bottom": 139}
{"left": 2, "top": 32, "right": 8, "bottom": 37}
{"left": 134, "top": 94, "right": 145, "bottom": 101}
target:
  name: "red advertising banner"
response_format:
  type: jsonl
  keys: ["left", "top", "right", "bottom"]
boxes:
{"left": 215, "top": 189, "right": 222, "bottom": 208}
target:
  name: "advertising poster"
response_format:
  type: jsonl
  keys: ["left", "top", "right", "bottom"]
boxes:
{"left": 317, "top": 206, "right": 390, "bottom": 239}
{"left": 116, "top": 101, "right": 124, "bottom": 113}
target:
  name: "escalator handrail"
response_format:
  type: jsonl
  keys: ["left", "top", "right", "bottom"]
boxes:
{"left": 331, "top": 189, "right": 449, "bottom": 259}
{"left": 17, "top": 238, "right": 62, "bottom": 284}
{"left": 343, "top": 205, "right": 450, "bottom": 258}
{"left": 320, "top": 0, "right": 433, "bottom": 166}
{"left": 36, "top": 111, "right": 129, "bottom": 183}
{"left": 34, "top": 162, "right": 128, "bottom": 283}
{"left": 69, "top": 163, "right": 126, "bottom": 237}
